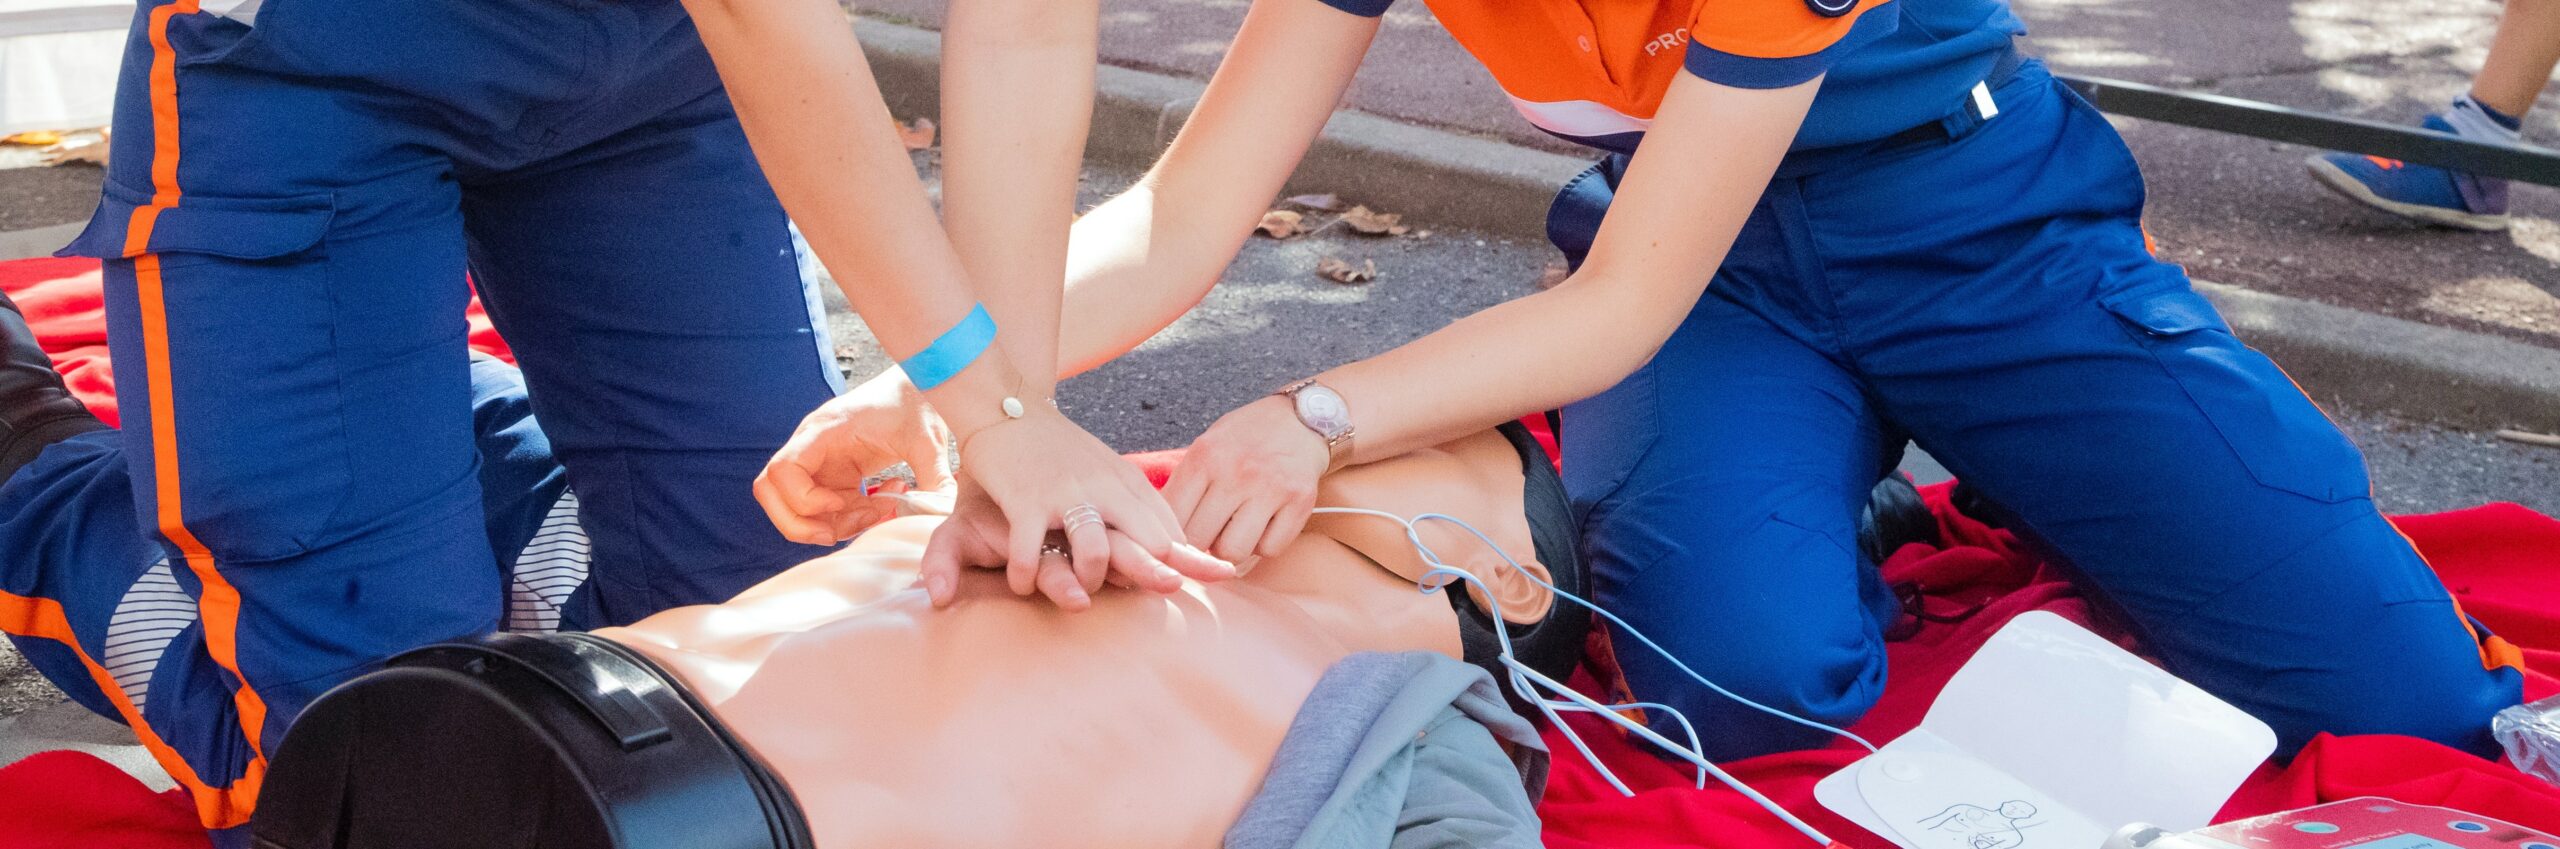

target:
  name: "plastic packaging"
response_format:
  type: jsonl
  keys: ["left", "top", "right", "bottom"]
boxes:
{"left": 2493, "top": 693, "right": 2560, "bottom": 785}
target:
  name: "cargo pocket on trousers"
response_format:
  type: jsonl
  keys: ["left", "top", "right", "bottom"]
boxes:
{"left": 2099, "top": 286, "right": 2371, "bottom": 504}
{"left": 57, "top": 180, "right": 334, "bottom": 264}
{"left": 58, "top": 181, "right": 350, "bottom": 562}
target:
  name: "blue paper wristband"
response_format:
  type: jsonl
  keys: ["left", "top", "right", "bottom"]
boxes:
{"left": 901, "top": 303, "right": 997, "bottom": 391}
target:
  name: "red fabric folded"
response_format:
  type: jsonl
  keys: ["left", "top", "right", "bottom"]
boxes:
{"left": 0, "top": 751, "right": 204, "bottom": 849}
{"left": 3, "top": 256, "right": 120, "bottom": 426}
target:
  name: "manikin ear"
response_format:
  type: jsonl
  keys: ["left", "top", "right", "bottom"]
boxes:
{"left": 1387, "top": 505, "right": 1554, "bottom": 625}
{"left": 1449, "top": 552, "right": 1555, "bottom": 625}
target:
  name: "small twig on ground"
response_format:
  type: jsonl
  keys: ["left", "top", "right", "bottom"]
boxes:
{"left": 2493, "top": 429, "right": 2560, "bottom": 449}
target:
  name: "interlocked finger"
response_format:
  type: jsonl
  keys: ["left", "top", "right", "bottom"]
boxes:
{"left": 1063, "top": 503, "right": 1111, "bottom": 594}
{"left": 1034, "top": 540, "right": 1088, "bottom": 610}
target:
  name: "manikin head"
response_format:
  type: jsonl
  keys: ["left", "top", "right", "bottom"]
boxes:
{"left": 1295, "top": 420, "right": 1591, "bottom": 697}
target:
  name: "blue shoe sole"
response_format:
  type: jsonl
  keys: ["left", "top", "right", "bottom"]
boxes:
{"left": 2305, "top": 155, "right": 2509, "bottom": 231}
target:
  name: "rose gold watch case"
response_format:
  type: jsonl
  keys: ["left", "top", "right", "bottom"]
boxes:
{"left": 1278, "top": 378, "right": 1354, "bottom": 457}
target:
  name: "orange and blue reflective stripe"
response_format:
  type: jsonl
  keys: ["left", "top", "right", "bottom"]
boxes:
{"left": 2380, "top": 516, "right": 2528, "bottom": 674}
{"left": 2262, "top": 359, "right": 2523, "bottom": 677}
{"left": 0, "top": 590, "right": 251, "bottom": 827}
{"left": 123, "top": 0, "right": 271, "bottom": 827}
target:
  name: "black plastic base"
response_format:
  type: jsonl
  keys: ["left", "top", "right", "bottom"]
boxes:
{"left": 252, "top": 632, "right": 810, "bottom": 849}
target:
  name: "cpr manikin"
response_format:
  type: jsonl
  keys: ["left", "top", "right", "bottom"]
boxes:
{"left": 248, "top": 424, "right": 1588, "bottom": 849}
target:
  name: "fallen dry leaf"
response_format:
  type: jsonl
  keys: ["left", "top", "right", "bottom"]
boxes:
{"left": 1316, "top": 256, "right": 1377, "bottom": 284}
{"left": 1340, "top": 205, "right": 1408, "bottom": 236}
{"left": 1282, "top": 193, "right": 1343, "bottom": 212}
{"left": 1536, "top": 258, "right": 1571, "bottom": 290}
{"left": 46, "top": 139, "right": 106, "bottom": 167}
{"left": 1256, "top": 209, "right": 1307, "bottom": 239}
{"left": 895, "top": 117, "right": 937, "bottom": 150}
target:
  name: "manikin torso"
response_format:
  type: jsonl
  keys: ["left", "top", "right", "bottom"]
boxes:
{"left": 594, "top": 431, "right": 1555, "bottom": 849}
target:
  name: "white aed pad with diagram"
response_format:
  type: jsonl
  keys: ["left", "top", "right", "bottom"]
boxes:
{"left": 1816, "top": 612, "right": 2278, "bottom": 849}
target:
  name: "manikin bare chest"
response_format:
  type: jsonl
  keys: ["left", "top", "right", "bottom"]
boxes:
{"left": 601, "top": 530, "right": 1447, "bottom": 849}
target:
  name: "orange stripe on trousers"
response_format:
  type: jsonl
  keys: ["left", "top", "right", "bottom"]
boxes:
{"left": 2265, "top": 360, "right": 2523, "bottom": 676}
{"left": 119, "top": 0, "right": 273, "bottom": 828}
{"left": 0, "top": 591, "right": 252, "bottom": 827}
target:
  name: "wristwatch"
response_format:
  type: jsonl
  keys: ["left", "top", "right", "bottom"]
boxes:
{"left": 1275, "top": 378, "right": 1355, "bottom": 465}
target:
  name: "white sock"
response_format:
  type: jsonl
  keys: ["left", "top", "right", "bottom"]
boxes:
{"left": 2446, "top": 94, "right": 2525, "bottom": 145}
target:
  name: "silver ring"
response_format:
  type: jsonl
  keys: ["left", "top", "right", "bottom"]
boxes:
{"left": 1063, "top": 503, "right": 1104, "bottom": 534}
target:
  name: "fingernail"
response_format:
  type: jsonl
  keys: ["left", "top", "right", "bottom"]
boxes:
{"left": 1154, "top": 565, "right": 1181, "bottom": 586}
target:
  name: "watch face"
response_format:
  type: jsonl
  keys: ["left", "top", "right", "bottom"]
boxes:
{"left": 1294, "top": 385, "right": 1352, "bottom": 437}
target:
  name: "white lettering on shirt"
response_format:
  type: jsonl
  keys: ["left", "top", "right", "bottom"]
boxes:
{"left": 1641, "top": 27, "right": 1691, "bottom": 57}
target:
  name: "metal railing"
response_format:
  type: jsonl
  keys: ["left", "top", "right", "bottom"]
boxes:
{"left": 2057, "top": 74, "right": 2560, "bottom": 188}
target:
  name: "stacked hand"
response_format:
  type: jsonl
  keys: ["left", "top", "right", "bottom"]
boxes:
{"left": 755, "top": 370, "right": 1233, "bottom": 611}
{"left": 1162, "top": 395, "right": 1331, "bottom": 564}
{"left": 929, "top": 407, "right": 1232, "bottom": 609}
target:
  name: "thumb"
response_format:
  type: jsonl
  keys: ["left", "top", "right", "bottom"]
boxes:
{"left": 920, "top": 520, "right": 967, "bottom": 607}
{"left": 771, "top": 459, "right": 849, "bottom": 517}
{"left": 1003, "top": 502, "right": 1047, "bottom": 598}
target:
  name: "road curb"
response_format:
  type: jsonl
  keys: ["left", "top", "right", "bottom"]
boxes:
{"left": 0, "top": 222, "right": 79, "bottom": 263}
{"left": 2194, "top": 281, "right": 2560, "bottom": 431}
{"left": 854, "top": 17, "right": 1584, "bottom": 237}
{"left": 856, "top": 17, "right": 2560, "bottom": 432}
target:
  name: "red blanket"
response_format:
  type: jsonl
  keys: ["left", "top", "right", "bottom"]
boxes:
{"left": 0, "top": 257, "right": 514, "bottom": 426}
{"left": 1533, "top": 490, "right": 2560, "bottom": 849}
{"left": 3, "top": 258, "right": 2556, "bottom": 847}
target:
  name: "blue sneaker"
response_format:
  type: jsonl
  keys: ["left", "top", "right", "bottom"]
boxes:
{"left": 2305, "top": 115, "right": 2510, "bottom": 231}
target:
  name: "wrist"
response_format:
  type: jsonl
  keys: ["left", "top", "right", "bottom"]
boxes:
{"left": 1267, "top": 397, "right": 1339, "bottom": 479}
{"left": 1273, "top": 377, "right": 1355, "bottom": 472}
{"left": 945, "top": 401, "right": 1045, "bottom": 450}
{"left": 857, "top": 365, "right": 926, "bottom": 406}
{"left": 921, "top": 355, "right": 1032, "bottom": 440}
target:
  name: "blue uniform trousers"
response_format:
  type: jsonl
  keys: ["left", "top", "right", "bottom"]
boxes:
{"left": 1, "top": 0, "right": 840, "bottom": 838}
{"left": 1550, "top": 61, "right": 2523, "bottom": 764}
{"left": 2, "top": 357, "right": 589, "bottom": 840}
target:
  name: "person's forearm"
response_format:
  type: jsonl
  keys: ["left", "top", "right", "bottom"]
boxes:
{"left": 1053, "top": 0, "right": 1381, "bottom": 378}
{"left": 1054, "top": 183, "right": 1262, "bottom": 377}
{"left": 1315, "top": 74, "right": 1819, "bottom": 466}
{"left": 683, "top": 0, "right": 1024, "bottom": 434}
{"left": 1318, "top": 279, "right": 1679, "bottom": 464}
{"left": 941, "top": 0, "right": 1099, "bottom": 398}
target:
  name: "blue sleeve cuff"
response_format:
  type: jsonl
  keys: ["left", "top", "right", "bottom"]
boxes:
{"left": 1313, "top": 0, "right": 1394, "bottom": 18}
{"left": 1681, "top": 6, "right": 1898, "bottom": 89}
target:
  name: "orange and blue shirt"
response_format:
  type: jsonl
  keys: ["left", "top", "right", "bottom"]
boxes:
{"left": 1317, "top": 0, "right": 2025, "bottom": 151}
